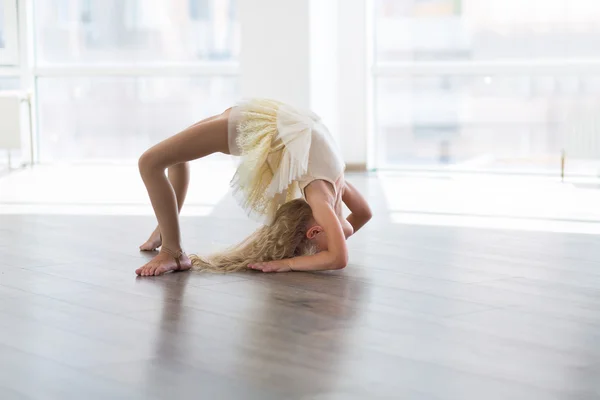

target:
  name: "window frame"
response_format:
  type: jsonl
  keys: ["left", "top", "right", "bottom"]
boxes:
{"left": 28, "top": 0, "right": 241, "bottom": 162}
{"left": 370, "top": 0, "right": 600, "bottom": 173}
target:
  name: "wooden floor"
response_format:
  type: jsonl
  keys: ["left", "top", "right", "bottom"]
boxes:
{"left": 1, "top": 171, "right": 600, "bottom": 399}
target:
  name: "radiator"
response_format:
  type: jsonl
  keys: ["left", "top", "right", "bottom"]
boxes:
{"left": 0, "top": 91, "right": 33, "bottom": 166}
{"left": 0, "top": 92, "right": 23, "bottom": 150}
{"left": 564, "top": 103, "right": 600, "bottom": 159}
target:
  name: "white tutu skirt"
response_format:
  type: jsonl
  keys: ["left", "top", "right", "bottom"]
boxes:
{"left": 228, "top": 98, "right": 320, "bottom": 223}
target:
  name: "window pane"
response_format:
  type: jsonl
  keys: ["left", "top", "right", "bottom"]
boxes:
{"left": 375, "top": 0, "right": 600, "bottom": 61}
{"left": 37, "top": 76, "right": 239, "bottom": 160}
{"left": 376, "top": 75, "right": 600, "bottom": 173}
{"left": 0, "top": 77, "right": 19, "bottom": 90}
{"left": 0, "top": 0, "right": 19, "bottom": 65}
{"left": 0, "top": 2, "right": 5, "bottom": 49}
{"left": 34, "top": 0, "right": 239, "bottom": 65}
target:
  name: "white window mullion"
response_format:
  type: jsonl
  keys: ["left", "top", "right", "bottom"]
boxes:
{"left": 374, "top": 60, "right": 600, "bottom": 77}
{"left": 33, "top": 62, "right": 241, "bottom": 78}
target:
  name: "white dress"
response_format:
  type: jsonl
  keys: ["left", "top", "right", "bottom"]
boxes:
{"left": 227, "top": 98, "right": 346, "bottom": 222}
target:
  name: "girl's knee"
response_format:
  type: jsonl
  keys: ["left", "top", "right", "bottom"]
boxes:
{"left": 138, "top": 149, "right": 162, "bottom": 175}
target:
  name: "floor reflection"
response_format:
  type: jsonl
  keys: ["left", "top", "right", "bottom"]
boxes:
{"left": 237, "top": 272, "right": 369, "bottom": 397}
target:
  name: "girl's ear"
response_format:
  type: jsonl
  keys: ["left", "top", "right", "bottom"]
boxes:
{"left": 306, "top": 225, "right": 323, "bottom": 239}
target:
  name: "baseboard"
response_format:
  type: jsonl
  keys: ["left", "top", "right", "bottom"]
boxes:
{"left": 345, "top": 163, "right": 367, "bottom": 172}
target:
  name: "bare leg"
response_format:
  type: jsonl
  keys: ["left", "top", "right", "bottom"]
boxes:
{"left": 136, "top": 110, "right": 231, "bottom": 276}
{"left": 140, "top": 114, "right": 220, "bottom": 251}
{"left": 139, "top": 162, "right": 190, "bottom": 251}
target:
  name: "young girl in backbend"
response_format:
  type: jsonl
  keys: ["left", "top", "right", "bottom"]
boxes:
{"left": 135, "top": 98, "right": 372, "bottom": 276}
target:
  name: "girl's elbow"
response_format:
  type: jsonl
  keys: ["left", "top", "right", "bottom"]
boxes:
{"left": 331, "top": 252, "right": 349, "bottom": 270}
{"left": 363, "top": 207, "right": 373, "bottom": 222}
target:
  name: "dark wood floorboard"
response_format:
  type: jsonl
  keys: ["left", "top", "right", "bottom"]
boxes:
{"left": 1, "top": 175, "right": 600, "bottom": 399}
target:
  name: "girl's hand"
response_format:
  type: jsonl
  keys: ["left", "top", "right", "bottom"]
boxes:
{"left": 248, "top": 260, "right": 293, "bottom": 273}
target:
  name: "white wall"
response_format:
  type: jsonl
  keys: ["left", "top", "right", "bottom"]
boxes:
{"left": 309, "top": 0, "right": 339, "bottom": 143}
{"left": 337, "top": 0, "right": 368, "bottom": 167}
{"left": 239, "top": 0, "right": 310, "bottom": 108}
{"left": 239, "top": 0, "right": 369, "bottom": 168}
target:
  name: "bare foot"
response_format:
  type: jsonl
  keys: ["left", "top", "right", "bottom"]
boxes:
{"left": 139, "top": 227, "right": 162, "bottom": 251}
{"left": 135, "top": 251, "right": 192, "bottom": 277}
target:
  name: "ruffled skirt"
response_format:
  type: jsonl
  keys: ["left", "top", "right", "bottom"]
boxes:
{"left": 228, "top": 98, "right": 318, "bottom": 223}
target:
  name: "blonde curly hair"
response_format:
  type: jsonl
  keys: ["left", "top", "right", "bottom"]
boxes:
{"left": 190, "top": 199, "right": 317, "bottom": 273}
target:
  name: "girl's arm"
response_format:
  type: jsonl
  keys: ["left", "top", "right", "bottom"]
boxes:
{"left": 342, "top": 181, "right": 372, "bottom": 234}
{"left": 249, "top": 181, "right": 348, "bottom": 273}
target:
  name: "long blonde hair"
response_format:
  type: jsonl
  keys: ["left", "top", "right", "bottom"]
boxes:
{"left": 190, "top": 199, "right": 317, "bottom": 273}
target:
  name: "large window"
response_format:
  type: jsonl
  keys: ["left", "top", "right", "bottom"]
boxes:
{"left": 37, "top": 76, "right": 238, "bottom": 160}
{"left": 32, "top": 0, "right": 240, "bottom": 162}
{"left": 34, "top": 0, "right": 239, "bottom": 65}
{"left": 373, "top": 0, "right": 600, "bottom": 174}
{"left": 375, "top": 0, "right": 600, "bottom": 62}
{"left": 376, "top": 75, "right": 600, "bottom": 172}
{"left": 0, "top": 0, "right": 19, "bottom": 65}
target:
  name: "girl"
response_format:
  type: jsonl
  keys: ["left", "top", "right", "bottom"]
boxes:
{"left": 135, "top": 98, "right": 372, "bottom": 276}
